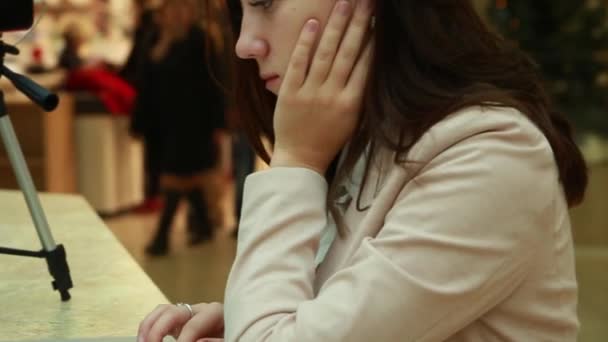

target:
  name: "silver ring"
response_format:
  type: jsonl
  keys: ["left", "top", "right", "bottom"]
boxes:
{"left": 176, "top": 302, "right": 194, "bottom": 319}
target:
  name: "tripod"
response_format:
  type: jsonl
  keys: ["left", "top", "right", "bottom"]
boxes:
{"left": 0, "top": 37, "right": 73, "bottom": 301}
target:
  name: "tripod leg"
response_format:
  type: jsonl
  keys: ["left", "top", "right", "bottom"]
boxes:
{"left": 0, "top": 103, "right": 73, "bottom": 301}
{"left": 0, "top": 115, "right": 56, "bottom": 250}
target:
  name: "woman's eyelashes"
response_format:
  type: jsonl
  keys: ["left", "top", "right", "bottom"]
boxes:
{"left": 247, "top": 0, "right": 274, "bottom": 10}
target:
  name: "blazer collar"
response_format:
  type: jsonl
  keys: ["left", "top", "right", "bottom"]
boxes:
{"left": 334, "top": 144, "right": 391, "bottom": 214}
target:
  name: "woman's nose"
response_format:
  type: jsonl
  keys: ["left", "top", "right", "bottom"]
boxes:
{"left": 235, "top": 35, "right": 268, "bottom": 60}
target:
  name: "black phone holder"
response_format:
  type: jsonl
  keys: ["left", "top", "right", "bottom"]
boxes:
{"left": 0, "top": 36, "right": 73, "bottom": 301}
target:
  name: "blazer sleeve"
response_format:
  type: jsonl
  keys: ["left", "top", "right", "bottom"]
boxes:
{"left": 224, "top": 116, "right": 557, "bottom": 341}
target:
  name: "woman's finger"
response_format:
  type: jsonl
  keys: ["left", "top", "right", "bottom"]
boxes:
{"left": 146, "top": 305, "right": 191, "bottom": 342}
{"left": 282, "top": 19, "right": 319, "bottom": 92}
{"left": 330, "top": 0, "right": 374, "bottom": 88}
{"left": 345, "top": 37, "right": 374, "bottom": 95}
{"left": 176, "top": 303, "right": 224, "bottom": 342}
{"left": 307, "top": 0, "right": 352, "bottom": 85}
{"left": 138, "top": 305, "right": 172, "bottom": 341}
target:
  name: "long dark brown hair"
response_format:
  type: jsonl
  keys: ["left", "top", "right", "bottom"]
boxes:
{"left": 227, "top": 0, "right": 588, "bottom": 231}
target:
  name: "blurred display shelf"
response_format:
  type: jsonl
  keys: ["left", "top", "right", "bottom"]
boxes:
{"left": 0, "top": 91, "right": 76, "bottom": 193}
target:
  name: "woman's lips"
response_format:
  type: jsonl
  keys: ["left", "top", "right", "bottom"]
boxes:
{"left": 265, "top": 76, "right": 280, "bottom": 90}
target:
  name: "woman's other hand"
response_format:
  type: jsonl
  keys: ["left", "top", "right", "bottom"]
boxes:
{"left": 137, "top": 302, "right": 224, "bottom": 342}
{"left": 271, "top": 0, "right": 374, "bottom": 175}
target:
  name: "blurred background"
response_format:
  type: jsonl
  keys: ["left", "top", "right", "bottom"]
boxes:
{"left": 0, "top": 0, "right": 606, "bottom": 340}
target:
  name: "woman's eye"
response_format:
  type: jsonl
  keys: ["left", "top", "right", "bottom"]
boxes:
{"left": 248, "top": 0, "right": 273, "bottom": 10}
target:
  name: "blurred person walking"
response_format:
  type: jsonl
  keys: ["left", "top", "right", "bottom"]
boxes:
{"left": 125, "top": 0, "right": 164, "bottom": 213}
{"left": 132, "top": 0, "right": 226, "bottom": 256}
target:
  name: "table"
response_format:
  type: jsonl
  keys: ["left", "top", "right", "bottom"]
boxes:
{"left": 0, "top": 190, "right": 168, "bottom": 341}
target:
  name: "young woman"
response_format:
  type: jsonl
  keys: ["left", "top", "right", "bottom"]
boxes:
{"left": 138, "top": 0, "right": 588, "bottom": 340}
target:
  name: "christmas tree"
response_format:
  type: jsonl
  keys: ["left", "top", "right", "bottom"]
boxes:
{"left": 488, "top": 0, "right": 608, "bottom": 136}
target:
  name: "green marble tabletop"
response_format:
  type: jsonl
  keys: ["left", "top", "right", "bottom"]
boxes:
{"left": 0, "top": 190, "right": 169, "bottom": 341}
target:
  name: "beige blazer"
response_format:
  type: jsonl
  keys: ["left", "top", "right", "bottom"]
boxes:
{"left": 224, "top": 106, "right": 578, "bottom": 341}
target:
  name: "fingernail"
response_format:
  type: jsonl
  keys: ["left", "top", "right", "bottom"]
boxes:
{"left": 338, "top": 1, "right": 350, "bottom": 15}
{"left": 306, "top": 19, "right": 318, "bottom": 32}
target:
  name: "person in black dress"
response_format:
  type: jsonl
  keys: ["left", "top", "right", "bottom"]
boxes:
{"left": 125, "top": 0, "right": 163, "bottom": 211}
{"left": 132, "top": 0, "right": 226, "bottom": 256}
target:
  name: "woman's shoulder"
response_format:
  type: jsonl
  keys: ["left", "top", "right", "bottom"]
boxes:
{"left": 407, "top": 105, "right": 550, "bottom": 163}
{"left": 370, "top": 105, "right": 564, "bottom": 242}
{"left": 374, "top": 105, "right": 560, "bottom": 212}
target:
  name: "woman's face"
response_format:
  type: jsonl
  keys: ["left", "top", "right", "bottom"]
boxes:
{"left": 235, "top": 0, "right": 341, "bottom": 94}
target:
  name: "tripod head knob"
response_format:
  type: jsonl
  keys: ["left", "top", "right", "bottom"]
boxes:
{"left": 0, "top": 39, "right": 59, "bottom": 112}
{"left": 0, "top": 65, "right": 59, "bottom": 111}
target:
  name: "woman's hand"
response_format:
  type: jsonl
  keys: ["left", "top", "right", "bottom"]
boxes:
{"left": 137, "top": 302, "right": 224, "bottom": 342}
{"left": 271, "top": 0, "right": 374, "bottom": 175}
